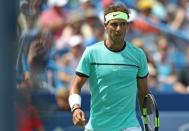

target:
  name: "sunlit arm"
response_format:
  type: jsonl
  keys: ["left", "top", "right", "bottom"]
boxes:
{"left": 137, "top": 77, "right": 149, "bottom": 113}
{"left": 69, "top": 75, "right": 87, "bottom": 127}
{"left": 70, "top": 75, "right": 87, "bottom": 95}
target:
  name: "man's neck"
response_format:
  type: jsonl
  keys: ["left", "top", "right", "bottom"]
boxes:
{"left": 105, "top": 39, "right": 125, "bottom": 51}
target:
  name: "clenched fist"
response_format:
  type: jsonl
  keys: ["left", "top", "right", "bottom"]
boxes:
{"left": 72, "top": 107, "right": 86, "bottom": 127}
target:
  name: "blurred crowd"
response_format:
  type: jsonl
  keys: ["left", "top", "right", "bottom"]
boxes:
{"left": 15, "top": 0, "right": 189, "bottom": 130}
{"left": 17, "top": 0, "right": 189, "bottom": 94}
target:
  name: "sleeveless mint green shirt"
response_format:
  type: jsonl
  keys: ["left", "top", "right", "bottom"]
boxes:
{"left": 76, "top": 41, "right": 148, "bottom": 131}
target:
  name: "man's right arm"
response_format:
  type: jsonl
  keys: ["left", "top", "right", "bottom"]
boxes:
{"left": 70, "top": 75, "right": 87, "bottom": 95}
{"left": 69, "top": 75, "right": 87, "bottom": 127}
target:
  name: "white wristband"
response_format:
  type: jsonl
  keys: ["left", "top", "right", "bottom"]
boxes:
{"left": 68, "top": 94, "right": 81, "bottom": 108}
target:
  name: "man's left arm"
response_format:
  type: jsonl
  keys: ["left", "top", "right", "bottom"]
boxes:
{"left": 137, "top": 77, "right": 149, "bottom": 113}
{"left": 137, "top": 48, "right": 149, "bottom": 112}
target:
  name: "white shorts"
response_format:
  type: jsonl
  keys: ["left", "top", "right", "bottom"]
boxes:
{"left": 84, "top": 127, "right": 142, "bottom": 131}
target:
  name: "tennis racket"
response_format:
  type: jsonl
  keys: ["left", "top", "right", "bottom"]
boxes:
{"left": 142, "top": 93, "right": 160, "bottom": 131}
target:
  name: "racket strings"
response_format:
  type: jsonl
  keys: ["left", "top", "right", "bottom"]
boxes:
{"left": 142, "top": 94, "right": 159, "bottom": 131}
{"left": 146, "top": 98, "right": 156, "bottom": 130}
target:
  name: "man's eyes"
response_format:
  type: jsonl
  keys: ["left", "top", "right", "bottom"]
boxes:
{"left": 121, "top": 22, "right": 127, "bottom": 26}
{"left": 110, "top": 22, "right": 127, "bottom": 27}
{"left": 111, "top": 23, "right": 117, "bottom": 27}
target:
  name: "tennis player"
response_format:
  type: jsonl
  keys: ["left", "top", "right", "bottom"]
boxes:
{"left": 69, "top": 3, "right": 149, "bottom": 131}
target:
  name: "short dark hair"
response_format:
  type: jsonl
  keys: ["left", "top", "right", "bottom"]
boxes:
{"left": 104, "top": 4, "right": 130, "bottom": 22}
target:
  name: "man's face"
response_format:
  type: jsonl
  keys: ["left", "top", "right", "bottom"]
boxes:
{"left": 105, "top": 19, "right": 129, "bottom": 42}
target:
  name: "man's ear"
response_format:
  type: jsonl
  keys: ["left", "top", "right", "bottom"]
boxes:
{"left": 126, "top": 22, "right": 130, "bottom": 32}
{"left": 104, "top": 22, "right": 107, "bottom": 29}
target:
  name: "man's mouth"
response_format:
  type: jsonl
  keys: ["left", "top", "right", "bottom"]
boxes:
{"left": 115, "top": 33, "right": 121, "bottom": 37}
{"left": 115, "top": 32, "right": 121, "bottom": 35}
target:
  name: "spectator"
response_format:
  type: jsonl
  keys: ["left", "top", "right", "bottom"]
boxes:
{"left": 153, "top": 35, "right": 177, "bottom": 92}
{"left": 52, "top": 88, "right": 70, "bottom": 112}
{"left": 174, "top": 46, "right": 189, "bottom": 93}
{"left": 64, "top": 35, "right": 84, "bottom": 70}
{"left": 17, "top": 0, "right": 44, "bottom": 86}
{"left": 15, "top": 87, "right": 44, "bottom": 131}
{"left": 151, "top": 0, "right": 168, "bottom": 23}
{"left": 18, "top": 0, "right": 42, "bottom": 35}
{"left": 55, "top": 10, "right": 84, "bottom": 50}
{"left": 132, "top": 0, "right": 160, "bottom": 34}
{"left": 81, "top": 8, "right": 105, "bottom": 46}
{"left": 79, "top": 0, "right": 96, "bottom": 11}
{"left": 54, "top": 35, "right": 84, "bottom": 88}
{"left": 132, "top": 38, "right": 159, "bottom": 92}
{"left": 17, "top": 28, "right": 38, "bottom": 86}
{"left": 27, "top": 29, "right": 53, "bottom": 90}
{"left": 39, "top": 0, "right": 68, "bottom": 40}
{"left": 169, "top": 0, "right": 189, "bottom": 31}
